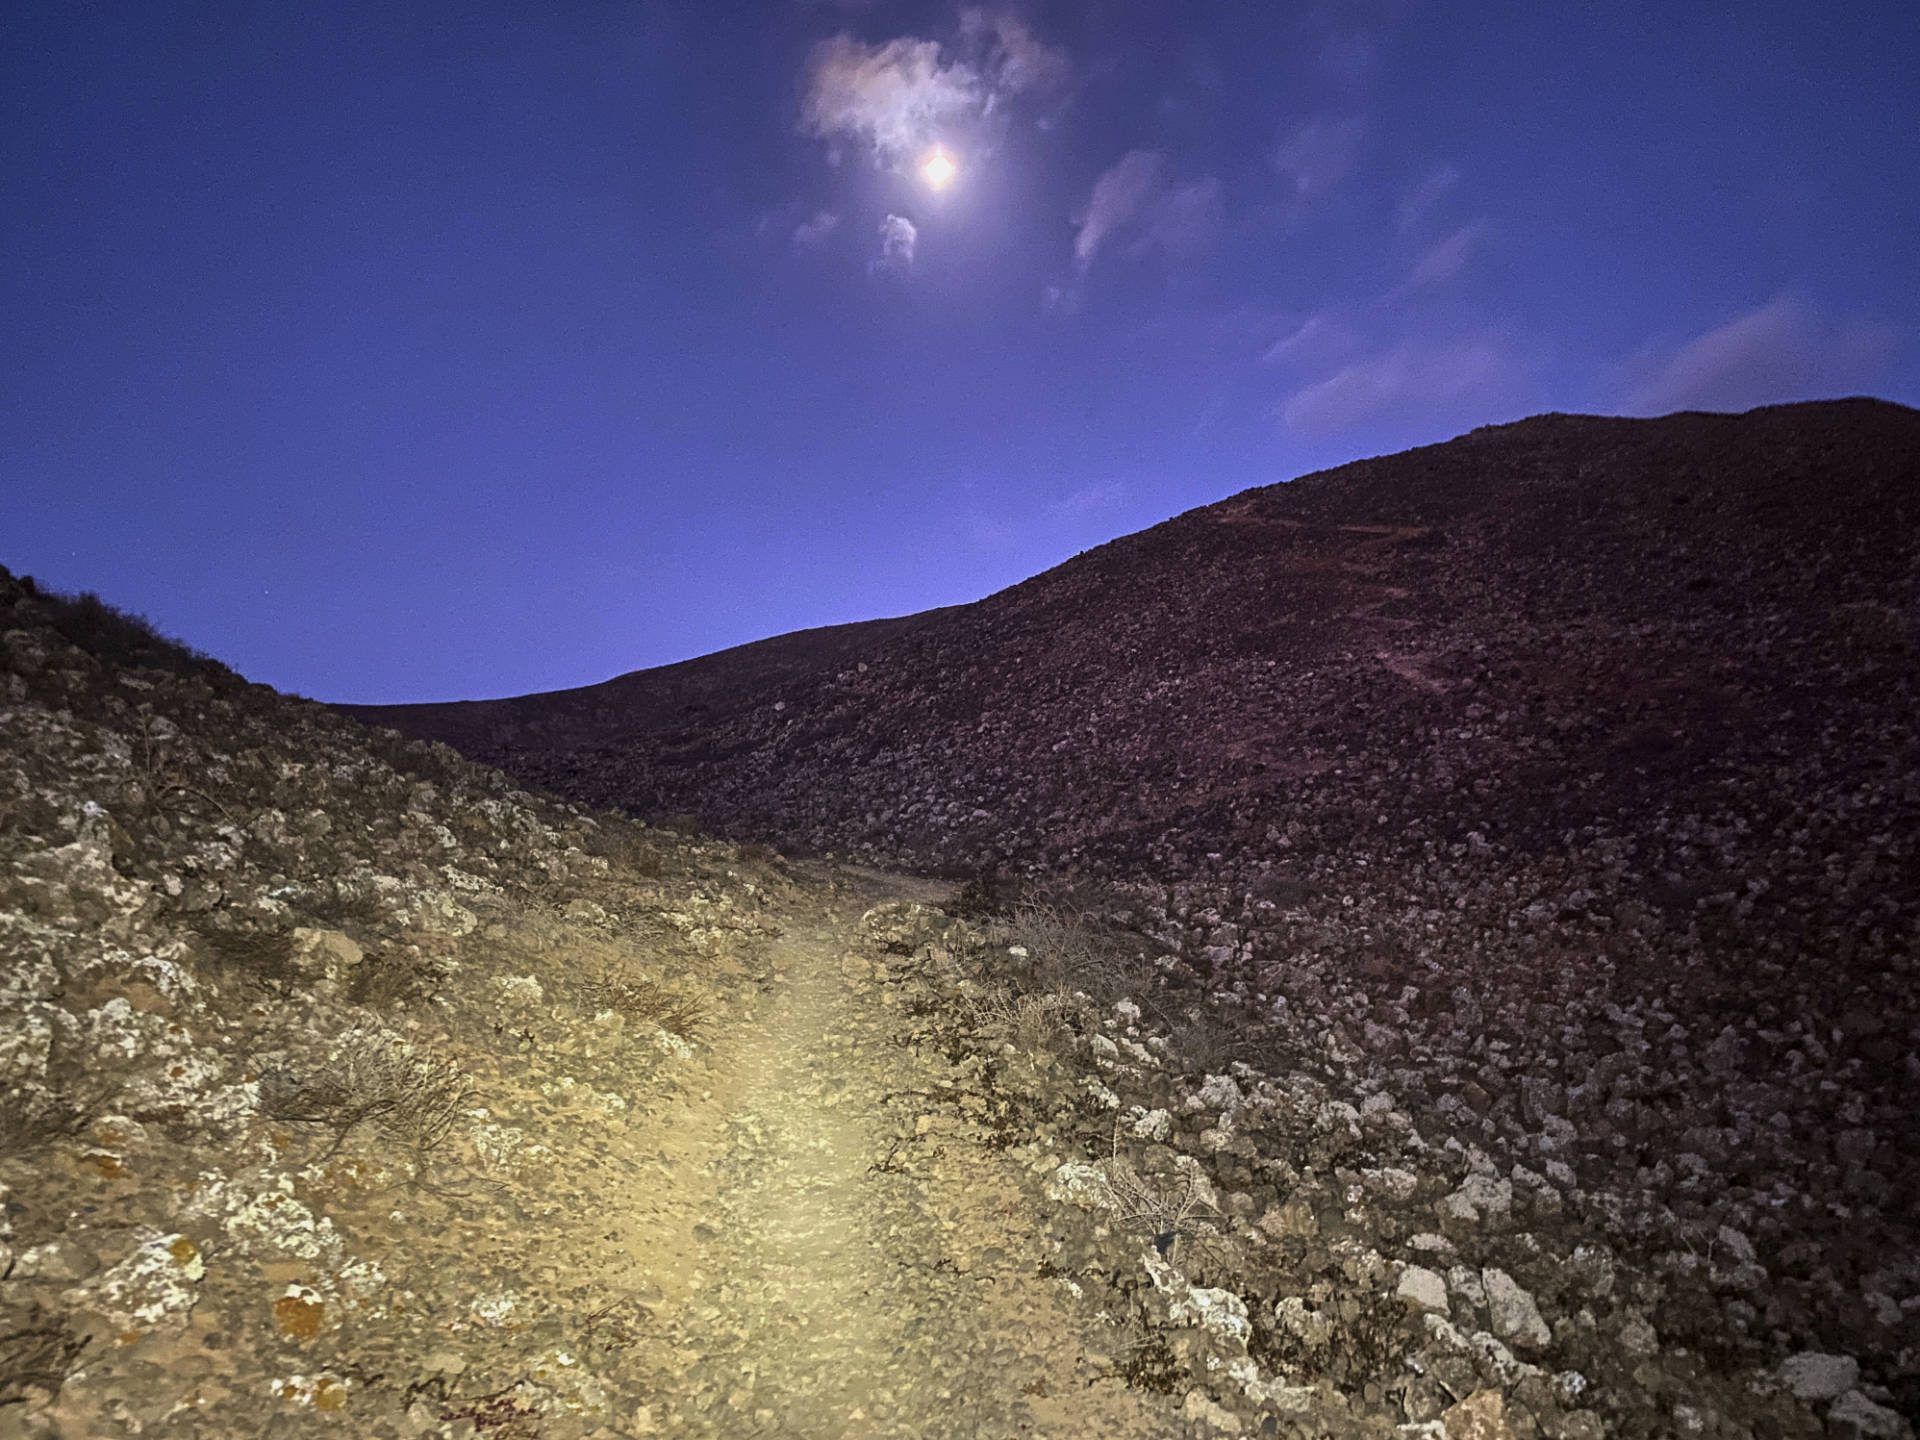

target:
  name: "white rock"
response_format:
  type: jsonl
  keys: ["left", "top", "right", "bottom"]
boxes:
{"left": 1181, "top": 1390, "right": 1242, "bottom": 1433}
{"left": 1396, "top": 1265, "right": 1450, "bottom": 1314}
{"left": 1483, "top": 1268, "right": 1551, "bottom": 1352}
{"left": 1778, "top": 1352, "right": 1859, "bottom": 1402}
{"left": 1045, "top": 1161, "right": 1116, "bottom": 1212}
{"left": 1439, "top": 1174, "right": 1513, "bottom": 1225}
{"left": 1126, "top": 1106, "right": 1173, "bottom": 1142}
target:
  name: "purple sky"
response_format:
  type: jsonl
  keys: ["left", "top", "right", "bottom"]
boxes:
{"left": 5, "top": 0, "right": 1916, "bottom": 703}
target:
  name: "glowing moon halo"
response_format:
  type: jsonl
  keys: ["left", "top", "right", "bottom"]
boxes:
{"left": 920, "top": 149, "right": 957, "bottom": 190}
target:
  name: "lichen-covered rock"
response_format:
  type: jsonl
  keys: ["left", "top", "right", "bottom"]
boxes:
{"left": 1482, "top": 1268, "right": 1551, "bottom": 1353}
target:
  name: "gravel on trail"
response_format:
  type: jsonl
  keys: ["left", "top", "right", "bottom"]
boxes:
{"left": 634, "top": 870, "right": 1174, "bottom": 1439}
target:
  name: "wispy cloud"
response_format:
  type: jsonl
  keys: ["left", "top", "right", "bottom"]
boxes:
{"left": 791, "top": 209, "right": 839, "bottom": 248}
{"left": 1623, "top": 297, "right": 1897, "bottom": 414}
{"left": 1073, "top": 149, "right": 1164, "bottom": 269}
{"left": 871, "top": 213, "right": 918, "bottom": 273}
{"left": 800, "top": 14, "right": 1068, "bottom": 169}
{"left": 1280, "top": 334, "right": 1523, "bottom": 435}
{"left": 1271, "top": 115, "right": 1364, "bottom": 202}
{"left": 1405, "top": 221, "right": 1484, "bottom": 289}
{"left": 960, "top": 8, "right": 1070, "bottom": 97}
{"left": 1261, "top": 312, "right": 1359, "bottom": 369}
{"left": 1135, "top": 177, "right": 1226, "bottom": 260}
{"left": 1397, "top": 163, "right": 1459, "bottom": 232}
{"left": 1050, "top": 479, "right": 1126, "bottom": 515}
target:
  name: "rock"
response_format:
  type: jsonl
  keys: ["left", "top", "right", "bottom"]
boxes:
{"left": 1274, "top": 1296, "right": 1334, "bottom": 1347}
{"left": 288, "top": 927, "right": 362, "bottom": 982}
{"left": 1483, "top": 1268, "right": 1551, "bottom": 1353}
{"left": 1398, "top": 1265, "right": 1451, "bottom": 1314}
{"left": 562, "top": 898, "right": 611, "bottom": 926}
{"left": 1258, "top": 1198, "right": 1318, "bottom": 1239}
{"left": 1442, "top": 1388, "right": 1516, "bottom": 1440}
{"left": 1826, "top": 1390, "right": 1912, "bottom": 1440}
{"left": 1778, "top": 1352, "right": 1859, "bottom": 1402}
{"left": 1182, "top": 1390, "right": 1243, "bottom": 1433}
{"left": 1439, "top": 1175, "right": 1513, "bottom": 1226}
{"left": 1545, "top": 1412, "right": 1605, "bottom": 1440}
{"left": 1616, "top": 1309, "right": 1659, "bottom": 1358}
{"left": 1044, "top": 1162, "right": 1115, "bottom": 1212}
{"left": 858, "top": 901, "right": 947, "bottom": 954}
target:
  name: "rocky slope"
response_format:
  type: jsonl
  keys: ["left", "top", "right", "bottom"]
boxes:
{"left": 0, "top": 567, "right": 803, "bottom": 1435}
{"left": 360, "top": 398, "right": 1920, "bottom": 1426}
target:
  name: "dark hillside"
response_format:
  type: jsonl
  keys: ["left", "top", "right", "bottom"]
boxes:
{"left": 364, "top": 399, "right": 1920, "bottom": 1398}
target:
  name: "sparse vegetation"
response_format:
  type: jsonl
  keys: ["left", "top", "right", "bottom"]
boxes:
{"left": 0, "top": 1306, "right": 89, "bottom": 1408}
{"left": 259, "top": 1034, "right": 476, "bottom": 1169}
{"left": 31, "top": 584, "right": 231, "bottom": 683}
{"left": 194, "top": 922, "right": 298, "bottom": 990}
{"left": 578, "top": 974, "right": 707, "bottom": 1040}
{"left": 0, "top": 1085, "right": 97, "bottom": 1158}
{"left": 965, "top": 980, "right": 1077, "bottom": 1056}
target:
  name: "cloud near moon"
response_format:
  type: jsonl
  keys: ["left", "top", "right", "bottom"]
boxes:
{"left": 799, "top": 11, "right": 1068, "bottom": 169}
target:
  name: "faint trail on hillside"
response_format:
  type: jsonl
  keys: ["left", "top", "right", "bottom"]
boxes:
{"left": 636, "top": 875, "right": 1170, "bottom": 1439}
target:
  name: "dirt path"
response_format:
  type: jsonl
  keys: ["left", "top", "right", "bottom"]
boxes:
{"left": 631, "top": 875, "right": 1173, "bottom": 1438}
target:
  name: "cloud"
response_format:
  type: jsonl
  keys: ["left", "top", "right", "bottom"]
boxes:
{"left": 1271, "top": 115, "right": 1364, "bottom": 201}
{"left": 1623, "top": 297, "right": 1897, "bottom": 414}
{"left": 800, "top": 15, "right": 1068, "bottom": 169}
{"left": 1280, "top": 335, "right": 1522, "bottom": 435}
{"left": 1405, "top": 222, "right": 1484, "bottom": 289}
{"left": 960, "top": 8, "right": 1070, "bottom": 97}
{"left": 1398, "top": 163, "right": 1459, "bottom": 232}
{"left": 1261, "top": 312, "right": 1359, "bottom": 369}
{"left": 1134, "top": 177, "right": 1226, "bottom": 260}
{"left": 871, "top": 213, "right": 917, "bottom": 273}
{"left": 791, "top": 209, "right": 839, "bottom": 247}
{"left": 1073, "top": 149, "right": 1163, "bottom": 269}
{"left": 802, "top": 34, "right": 982, "bottom": 166}
{"left": 1049, "top": 479, "right": 1126, "bottom": 515}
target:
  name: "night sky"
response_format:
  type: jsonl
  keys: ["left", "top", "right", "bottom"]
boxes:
{"left": 5, "top": 1, "right": 1916, "bottom": 703}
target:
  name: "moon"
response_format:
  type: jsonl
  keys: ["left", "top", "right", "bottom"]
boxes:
{"left": 920, "top": 149, "right": 957, "bottom": 190}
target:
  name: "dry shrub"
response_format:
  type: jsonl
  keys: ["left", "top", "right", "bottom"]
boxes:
{"left": 581, "top": 821, "right": 663, "bottom": 876}
{"left": 0, "top": 1307, "right": 89, "bottom": 1407}
{"left": 967, "top": 982, "right": 1077, "bottom": 1056}
{"left": 0, "top": 1085, "right": 98, "bottom": 1158}
{"left": 1006, "top": 902, "right": 1153, "bottom": 1008}
{"left": 347, "top": 948, "right": 445, "bottom": 1010}
{"left": 1089, "top": 1129, "right": 1226, "bottom": 1271}
{"left": 259, "top": 1034, "right": 475, "bottom": 1167}
{"left": 194, "top": 924, "right": 298, "bottom": 990}
{"left": 579, "top": 976, "right": 707, "bottom": 1041}
{"left": 1161, "top": 1010, "right": 1256, "bottom": 1080}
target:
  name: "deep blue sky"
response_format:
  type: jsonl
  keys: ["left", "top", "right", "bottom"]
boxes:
{"left": 5, "top": 1, "right": 1916, "bottom": 703}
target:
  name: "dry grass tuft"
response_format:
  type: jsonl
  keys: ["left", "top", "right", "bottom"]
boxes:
{"left": 966, "top": 981, "right": 1079, "bottom": 1055}
{"left": 0, "top": 1086, "right": 96, "bottom": 1158}
{"left": 0, "top": 1307, "right": 90, "bottom": 1407}
{"left": 579, "top": 976, "right": 707, "bottom": 1041}
{"left": 259, "top": 1034, "right": 476, "bottom": 1168}
{"left": 1005, "top": 901, "right": 1154, "bottom": 1010}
